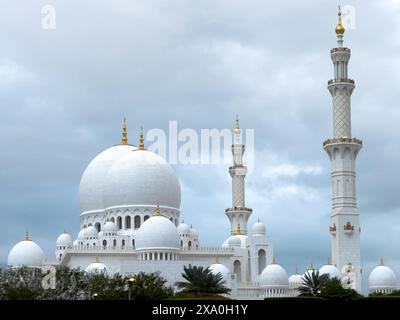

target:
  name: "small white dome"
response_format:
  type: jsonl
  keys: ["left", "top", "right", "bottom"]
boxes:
{"left": 260, "top": 263, "right": 289, "bottom": 289}
{"left": 228, "top": 235, "right": 241, "bottom": 247}
{"left": 177, "top": 223, "right": 191, "bottom": 234}
{"left": 79, "top": 144, "right": 137, "bottom": 213}
{"left": 136, "top": 214, "right": 180, "bottom": 250}
{"left": 209, "top": 263, "right": 230, "bottom": 281}
{"left": 252, "top": 220, "right": 266, "bottom": 236}
{"left": 319, "top": 264, "right": 342, "bottom": 280}
{"left": 8, "top": 235, "right": 45, "bottom": 268}
{"left": 289, "top": 274, "right": 303, "bottom": 289}
{"left": 103, "top": 221, "right": 117, "bottom": 233}
{"left": 85, "top": 261, "right": 107, "bottom": 274}
{"left": 77, "top": 228, "right": 86, "bottom": 240}
{"left": 190, "top": 228, "right": 198, "bottom": 238}
{"left": 56, "top": 233, "right": 72, "bottom": 247}
{"left": 85, "top": 226, "right": 98, "bottom": 238}
{"left": 368, "top": 262, "right": 397, "bottom": 292}
{"left": 222, "top": 235, "right": 247, "bottom": 248}
{"left": 73, "top": 239, "right": 79, "bottom": 246}
{"left": 103, "top": 150, "right": 181, "bottom": 209}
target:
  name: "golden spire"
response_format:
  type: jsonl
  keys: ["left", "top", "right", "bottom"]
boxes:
{"left": 233, "top": 224, "right": 241, "bottom": 235}
{"left": 139, "top": 126, "right": 145, "bottom": 150}
{"left": 215, "top": 256, "right": 219, "bottom": 264}
{"left": 121, "top": 118, "right": 128, "bottom": 145}
{"left": 24, "top": 231, "right": 30, "bottom": 241}
{"left": 335, "top": 6, "right": 345, "bottom": 35}
{"left": 234, "top": 115, "right": 241, "bottom": 135}
{"left": 380, "top": 258, "right": 384, "bottom": 266}
{"left": 327, "top": 257, "right": 332, "bottom": 265}
{"left": 272, "top": 256, "right": 276, "bottom": 264}
{"left": 95, "top": 256, "right": 99, "bottom": 263}
{"left": 310, "top": 262, "right": 315, "bottom": 270}
{"left": 154, "top": 203, "right": 161, "bottom": 216}
{"left": 295, "top": 267, "right": 298, "bottom": 274}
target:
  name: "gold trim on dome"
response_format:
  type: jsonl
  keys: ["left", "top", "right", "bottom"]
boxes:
{"left": 121, "top": 118, "right": 128, "bottom": 145}
{"left": 139, "top": 127, "right": 145, "bottom": 150}
{"left": 154, "top": 203, "right": 161, "bottom": 216}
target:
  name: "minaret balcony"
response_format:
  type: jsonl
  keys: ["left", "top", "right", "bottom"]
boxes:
{"left": 344, "top": 222, "right": 354, "bottom": 234}
{"left": 327, "top": 78, "right": 355, "bottom": 85}
{"left": 331, "top": 47, "right": 350, "bottom": 53}
{"left": 323, "top": 137, "right": 363, "bottom": 147}
{"left": 225, "top": 207, "right": 253, "bottom": 213}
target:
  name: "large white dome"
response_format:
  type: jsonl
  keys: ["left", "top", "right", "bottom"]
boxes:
{"left": 260, "top": 263, "right": 289, "bottom": 289}
{"left": 319, "top": 264, "right": 342, "bottom": 280}
{"left": 209, "top": 263, "right": 230, "bottom": 281}
{"left": 135, "top": 214, "right": 180, "bottom": 250}
{"left": 368, "top": 263, "right": 397, "bottom": 292}
{"left": 103, "top": 149, "right": 181, "bottom": 209}
{"left": 8, "top": 235, "right": 45, "bottom": 268}
{"left": 79, "top": 144, "right": 137, "bottom": 213}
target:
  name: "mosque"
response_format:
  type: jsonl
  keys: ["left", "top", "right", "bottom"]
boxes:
{"left": 6, "top": 10, "right": 398, "bottom": 299}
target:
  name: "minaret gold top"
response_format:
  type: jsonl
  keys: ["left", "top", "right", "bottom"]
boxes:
{"left": 234, "top": 115, "right": 241, "bottom": 135}
{"left": 335, "top": 6, "right": 345, "bottom": 35}
{"left": 121, "top": 118, "right": 128, "bottom": 145}
{"left": 139, "top": 127, "right": 145, "bottom": 150}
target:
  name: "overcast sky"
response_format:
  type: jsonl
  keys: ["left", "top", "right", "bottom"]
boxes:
{"left": 0, "top": 0, "right": 399, "bottom": 293}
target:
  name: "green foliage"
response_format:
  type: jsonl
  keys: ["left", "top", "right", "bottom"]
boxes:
{"left": 128, "top": 272, "right": 173, "bottom": 300}
{"left": 298, "top": 270, "right": 329, "bottom": 297}
{"left": 319, "top": 277, "right": 362, "bottom": 300}
{"left": 175, "top": 265, "right": 231, "bottom": 295}
{"left": 169, "top": 292, "right": 231, "bottom": 300}
{"left": 0, "top": 267, "right": 173, "bottom": 300}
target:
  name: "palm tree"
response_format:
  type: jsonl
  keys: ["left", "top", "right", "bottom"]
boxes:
{"left": 298, "top": 270, "right": 329, "bottom": 296}
{"left": 175, "top": 265, "right": 231, "bottom": 294}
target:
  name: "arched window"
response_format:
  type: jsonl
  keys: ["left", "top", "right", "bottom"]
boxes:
{"left": 188, "top": 241, "right": 192, "bottom": 249}
{"left": 134, "top": 215, "right": 141, "bottom": 229}
{"left": 125, "top": 216, "right": 131, "bottom": 229}
{"left": 122, "top": 240, "right": 125, "bottom": 247}
{"left": 102, "top": 240, "right": 107, "bottom": 247}
{"left": 144, "top": 215, "right": 150, "bottom": 222}
{"left": 117, "top": 216, "right": 122, "bottom": 230}
{"left": 234, "top": 260, "right": 242, "bottom": 283}
{"left": 132, "top": 239, "right": 135, "bottom": 247}
{"left": 113, "top": 239, "right": 117, "bottom": 247}
{"left": 180, "top": 240, "right": 183, "bottom": 247}
{"left": 95, "top": 222, "right": 101, "bottom": 232}
{"left": 110, "top": 217, "right": 115, "bottom": 223}
{"left": 258, "top": 249, "right": 266, "bottom": 275}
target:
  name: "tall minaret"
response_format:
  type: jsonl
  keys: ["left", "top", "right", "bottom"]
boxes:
{"left": 225, "top": 116, "right": 252, "bottom": 235}
{"left": 324, "top": 8, "right": 363, "bottom": 292}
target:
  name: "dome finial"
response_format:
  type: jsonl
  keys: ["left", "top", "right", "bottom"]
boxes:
{"left": 335, "top": 6, "right": 345, "bottom": 35}
{"left": 121, "top": 118, "right": 128, "bottom": 145}
{"left": 295, "top": 266, "right": 298, "bottom": 274}
{"left": 95, "top": 256, "right": 99, "bottom": 263}
{"left": 154, "top": 203, "right": 161, "bottom": 216}
{"left": 24, "top": 231, "right": 30, "bottom": 241}
{"left": 310, "top": 262, "right": 315, "bottom": 270}
{"left": 380, "top": 258, "right": 385, "bottom": 266}
{"left": 215, "top": 256, "right": 219, "bottom": 263}
{"left": 327, "top": 257, "right": 332, "bottom": 265}
{"left": 234, "top": 115, "right": 241, "bottom": 135}
{"left": 233, "top": 224, "right": 241, "bottom": 235}
{"left": 272, "top": 256, "right": 276, "bottom": 264}
{"left": 139, "top": 126, "right": 145, "bottom": 150}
